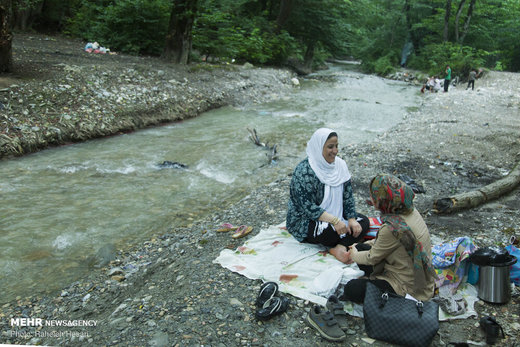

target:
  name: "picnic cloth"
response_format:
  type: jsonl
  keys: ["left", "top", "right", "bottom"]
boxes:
{"left": 213, "top": 223, "right": 364, "bottom": 306}
{"left": 214, "top": 224, "right": 478, "bottom": 320}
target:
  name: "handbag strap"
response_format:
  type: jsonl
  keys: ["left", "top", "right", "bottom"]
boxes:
{"left": 416, "top": 301, "right": 424, "bottom": 315}
{"left": 379, "top": 292, "right": 425, "bottom": 316}
{"left": 379, "top": 293, "right": 389, "bottom": 308}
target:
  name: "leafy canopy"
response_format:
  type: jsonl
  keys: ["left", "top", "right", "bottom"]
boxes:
{"left": 58, "top": 0, "right": 520, "bottom": 72}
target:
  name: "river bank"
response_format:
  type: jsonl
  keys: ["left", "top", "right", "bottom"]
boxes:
{"left": 1, "top": 34, "right": 520, "bottom": 346}
{"left": 0, "top": 33, "right": 294, "bottom": 159}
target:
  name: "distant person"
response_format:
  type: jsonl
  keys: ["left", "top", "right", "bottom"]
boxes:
{"left": 467, "top": 69, "right": 477, "bottom": 90}
{"left": 420, "top": 76, "right": 435, "bottom": 93}
{"left": 434, "top": 76, "right": 442, "bottom": 92}
{"left": 444, "top": 65, "right": 452, "bottom": 92}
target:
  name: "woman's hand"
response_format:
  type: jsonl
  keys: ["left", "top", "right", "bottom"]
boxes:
{"left": 334, "top": 220, "right": 348, "bottom": 236}
{"left": 347, "top": 218, "right": 362, "bottom": 238}
{"left": 345, "top": 243, "right": 358, "bottom": 264}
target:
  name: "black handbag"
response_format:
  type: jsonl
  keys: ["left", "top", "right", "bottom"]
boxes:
{"left": 363, "top": 282, "right": 439, "bottom": 346}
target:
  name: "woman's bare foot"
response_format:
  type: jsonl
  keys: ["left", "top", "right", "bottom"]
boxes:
{"left": 329, "top": 244, "right": 351, "bottom": 264}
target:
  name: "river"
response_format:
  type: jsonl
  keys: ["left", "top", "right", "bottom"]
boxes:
{"left": 0, "top": 64, "right": 419, "bottom": 303}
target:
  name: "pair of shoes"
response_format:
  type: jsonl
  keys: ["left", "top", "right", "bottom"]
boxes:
{"left": 256, "top": 282, "right": 278, "bottom": 307}
{"left": 480, "top": 316, "right": 504, "bottom": 345}
{"left": 231, "top": 225, "right": 253, "bottom": 239}
{"left": 326, "top": 295, "right": 348, "bottom": 331}
{"left": 306, "top": 305, "right": 346, "bottom": 341}
{"left": 255, "top": 282, "right": 289, "bottom": 320}
{"left": 255, "top": 296, "right": 290, "bottom": 321}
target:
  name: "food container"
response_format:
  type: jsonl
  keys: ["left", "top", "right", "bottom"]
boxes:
{"left": 470, "top": 247, "right": 517, "bottom": 303}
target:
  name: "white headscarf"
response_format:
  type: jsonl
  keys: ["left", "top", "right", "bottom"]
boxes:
{"left": 306, "top": 128, "right": 351, "bottom": 226}
{"left": 306, "top": 128, "right": 351, "bottom": 187}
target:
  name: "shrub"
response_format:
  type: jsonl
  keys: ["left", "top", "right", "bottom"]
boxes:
{"left": 373, "top": 54, "right": 398, "bottom": 76}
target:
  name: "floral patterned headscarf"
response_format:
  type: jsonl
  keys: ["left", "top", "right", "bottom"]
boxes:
{"left": 370, "top": 174, "right": 415, "bottom": 215}
{"left": 370, "top": 174, "right": 435, "bottom": 290}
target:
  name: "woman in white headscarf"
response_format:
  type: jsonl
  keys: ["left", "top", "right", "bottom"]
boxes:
{"left": 286, "top": 128, "right": 369, "bottom": 263}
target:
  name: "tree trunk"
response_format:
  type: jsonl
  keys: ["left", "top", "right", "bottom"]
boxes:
{"left": 162, "top": 0, "right": 198, "bottom": 64}
{"left": 454, "top": 0, "right": 466, "bottom": 43}
{"left": 433, "top": 161, "right": 520, "bottom": 214}
{"left": 0, "top": 0, "right": 12, "bottom": 73}
{"left": 275, "top": 0, "right": 292, "bottom": 33}
{"left": 303, "top": 41, "right": 315, "bottom": 70}
{"left": 459, "top": 0, "right": 476, "bottom": 44}
{"left": 443, "top": 0, "right": 452, "bottom": 42}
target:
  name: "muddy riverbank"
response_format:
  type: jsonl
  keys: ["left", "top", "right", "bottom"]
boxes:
{"left": 1, "top": 33, "right": 520, "bottom": 346}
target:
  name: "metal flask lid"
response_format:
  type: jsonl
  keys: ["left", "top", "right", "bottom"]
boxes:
{"left": 469, "top": 246, "right": 516, "bottom": 266}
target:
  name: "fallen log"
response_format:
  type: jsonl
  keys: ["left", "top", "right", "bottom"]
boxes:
{"left": 433, "top": 161, "right": 520, "bottom": 214}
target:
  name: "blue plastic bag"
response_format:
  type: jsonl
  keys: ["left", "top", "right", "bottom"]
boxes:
{"left": 505, "top": 245, "right": 520, "bottom": 285}
{"left": 466, "top": 262, "right": 479, "bottom": 285}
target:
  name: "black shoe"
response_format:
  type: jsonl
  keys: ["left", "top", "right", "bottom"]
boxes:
{"left": 255, "top": 281, "right": 278, "bottom": 307}
{"left": 255, "top": 296, "right": 289, "bottom": 321}
{"left": 480, "top": 316, "right": 504, "bottom": 345}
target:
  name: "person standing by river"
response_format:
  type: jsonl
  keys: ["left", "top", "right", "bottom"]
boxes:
{"left": 286, "top": 128, "right": 369, "bottom": 263}
{"left": 467, "top": 69, "right": 477, "bottom": 90}
{"left": 444, "top": 65, "right": 452, "bottom": 92}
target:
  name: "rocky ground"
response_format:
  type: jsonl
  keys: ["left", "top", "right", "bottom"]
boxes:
{"left": 1, "top": 33, "right": 520, "bottom": 346}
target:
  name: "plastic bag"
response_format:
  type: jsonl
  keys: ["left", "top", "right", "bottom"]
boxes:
{"left": 505, "top": 245, "right": 520, "bottom": 285}
{"left": 311, "top": 266, "right": 343, "bottom": 297}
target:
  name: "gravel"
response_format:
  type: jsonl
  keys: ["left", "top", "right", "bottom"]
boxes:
{"left": 1, "top": 33, "right": 520, "bottom": 346}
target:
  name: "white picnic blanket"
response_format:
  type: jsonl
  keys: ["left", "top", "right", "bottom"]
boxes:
{"left": 213, "top": 223, "right": 364, "bottom": 306}
{"left": 214, "top": 223, "right": 479, "bottom": 320}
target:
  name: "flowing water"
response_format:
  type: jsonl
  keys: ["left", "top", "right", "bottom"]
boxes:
{"left": 0, "top": 64, "right": 419, "bottom": 303}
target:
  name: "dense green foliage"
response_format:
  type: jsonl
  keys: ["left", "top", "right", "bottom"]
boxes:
{"left": 16, "top": 0, "right": 520, "bottom": 73}
{"left": 65, "top": 0, "right": 170, "bottom": 55}
{"left": 192, "top": 1, "right": 295, "bottom": 65}
{"left": 409, "top": 42, "right": 488, "bottom": 78}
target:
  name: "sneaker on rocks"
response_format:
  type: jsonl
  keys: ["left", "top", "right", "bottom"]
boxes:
{"left": 326, "top": 294, "right": 349, "bottom": 331}
{"left": 306, "top": 304, "right": 346, "bottom": 342}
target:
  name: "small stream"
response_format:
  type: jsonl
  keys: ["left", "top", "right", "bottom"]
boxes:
{"left": 0, "top": 64, "right": 419, "bottom": 303}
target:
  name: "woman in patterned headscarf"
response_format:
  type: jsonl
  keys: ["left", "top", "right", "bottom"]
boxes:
{"left": 340, "top": 174, "right": 435, "bottom": 302}
{"left": 286, "top": 128, "right": 369, "bottom": 263}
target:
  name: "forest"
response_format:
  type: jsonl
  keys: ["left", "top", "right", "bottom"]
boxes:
{"left": 0, "top": 0, "right": 519, "bottom": 77}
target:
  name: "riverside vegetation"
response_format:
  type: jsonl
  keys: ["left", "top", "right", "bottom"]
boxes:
{"left": 1, "top": 33, "right": 519, "bottom": 346}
